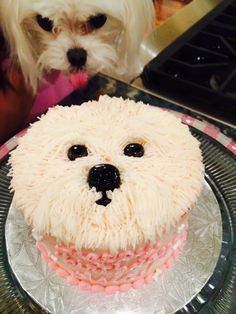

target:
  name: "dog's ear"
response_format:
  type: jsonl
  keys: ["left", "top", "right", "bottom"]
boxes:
{"left": 0, "top": 0, "right": 39, "bottom": 93}
{"left": 116, "top": 0, "right": 155, "bottom": 80}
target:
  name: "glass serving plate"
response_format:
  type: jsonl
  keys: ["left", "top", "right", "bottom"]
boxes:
{"left": 0, "top": 108, "right": 236, "bottom": 313}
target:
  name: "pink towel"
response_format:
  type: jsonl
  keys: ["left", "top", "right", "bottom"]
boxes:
{"left": 26, "top": 70, "right": 88, "bottom": 124}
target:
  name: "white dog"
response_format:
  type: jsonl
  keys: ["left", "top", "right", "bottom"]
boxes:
{"left": 0, "top": 0, "right": 155, "bottom": 94}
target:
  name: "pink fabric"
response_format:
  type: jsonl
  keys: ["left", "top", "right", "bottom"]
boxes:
{"left": 2, "top": 59, "right": 88, "bottom": 125}
{"left": 26, "top": 71, "right": 73, "bottom": 123}
{"left": 25, "top": 70, "right": 88, "bottom": 124}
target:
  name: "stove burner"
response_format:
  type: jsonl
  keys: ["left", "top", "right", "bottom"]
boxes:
{"left": 141, "top": 0, "right": 236, "bottom": 122}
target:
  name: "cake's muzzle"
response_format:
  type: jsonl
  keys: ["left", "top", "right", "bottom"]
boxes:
{"left": 37, "top": 220, "right": 188, "bottom": 293}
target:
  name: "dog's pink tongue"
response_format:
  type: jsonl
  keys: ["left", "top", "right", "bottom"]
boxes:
{"left": 70, "top": 71, "right": 88, "bottom": 89}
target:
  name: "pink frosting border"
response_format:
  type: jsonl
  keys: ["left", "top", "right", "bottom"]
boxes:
{"left": 37, "top": 233, "right": 186, "bottom": 293}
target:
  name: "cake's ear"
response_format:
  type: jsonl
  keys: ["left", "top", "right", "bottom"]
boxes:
{"left": 0, "top": 0, "right": 39, "bottom": 93}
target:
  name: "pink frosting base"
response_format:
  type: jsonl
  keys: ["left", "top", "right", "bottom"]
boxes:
{"left": 37, "top": 225, "right": 187, "bottom": 293}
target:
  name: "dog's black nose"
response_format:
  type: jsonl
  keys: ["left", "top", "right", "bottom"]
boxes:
{"left": 67, "top": 48, "right": 87, "bottom": 68}
{"left": 88, "top": 164, "right": 121, "bottom": 192}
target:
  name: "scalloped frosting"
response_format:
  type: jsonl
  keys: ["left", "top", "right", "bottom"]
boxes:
{"left": 37, "top": 222, "right": 187, "bottom": 291}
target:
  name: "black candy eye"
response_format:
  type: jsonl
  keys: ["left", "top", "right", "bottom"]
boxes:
{"left": 124, "top": 143, "right": 144, "bottom": 158}
{"left": 88, "top": 14, "right": 107, "bottom": 29}
{"left": 67, "top": 145, "right": 88, "bottom": 161}
{"left": 36, "top": 14, "right": 54, "bottom": 32}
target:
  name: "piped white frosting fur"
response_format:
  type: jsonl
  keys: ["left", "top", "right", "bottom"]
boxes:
{"left": 9, "top": 96, "right": 204, "bottom": 253}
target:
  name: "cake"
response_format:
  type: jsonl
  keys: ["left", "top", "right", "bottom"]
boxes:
{"left": 9, "top": 95, "right": 204, "bottom": 293}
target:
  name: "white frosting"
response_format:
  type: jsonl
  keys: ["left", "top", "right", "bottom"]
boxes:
{"left": 9, "top": 95, "right": 204, "bottom": 253}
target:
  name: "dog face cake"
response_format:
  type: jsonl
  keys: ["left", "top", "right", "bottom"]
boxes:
{"left": 9, "top": 95, "right": 204, "bottom": 292}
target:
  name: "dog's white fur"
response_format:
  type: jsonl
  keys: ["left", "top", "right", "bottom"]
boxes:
{"left": 0, "top": 0, "right": 155, "bottom": 93}
{"left": 9, "top": 96, "right": 204, "bottom": 253}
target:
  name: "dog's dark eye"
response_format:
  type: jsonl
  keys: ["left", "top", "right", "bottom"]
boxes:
{"left": 124, "top": 143, "right": 144, "bottom": 158}
{"left": 68, "top": 145, "right": 88, "bottom": 160}
{"left": 36, "top": 14, "right": 54, "bottom": 32}
{"left": 88, "top": 14, "right": 107, "bottom": 29}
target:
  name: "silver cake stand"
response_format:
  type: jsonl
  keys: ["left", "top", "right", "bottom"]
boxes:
{"left": 5, "top": 181, "right": 222, "bottom": 314}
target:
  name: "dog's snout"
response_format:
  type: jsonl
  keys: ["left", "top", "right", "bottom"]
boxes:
{"left": 88, "top": 164, "right": 121, "bottom": 192}
{"left": 67, "top": 48, "right": 87, "bottom": 68}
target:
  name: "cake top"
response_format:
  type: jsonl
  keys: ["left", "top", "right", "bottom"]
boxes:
{"left": 9, "top": 95, "right": 204, "bottom": 253}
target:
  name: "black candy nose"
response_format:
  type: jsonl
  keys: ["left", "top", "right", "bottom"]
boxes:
{"left": 67, "top": 48, "right": 87, "bottom": 68}
{"left": 88, "top": 164, "right": 121, "bottom": 192}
